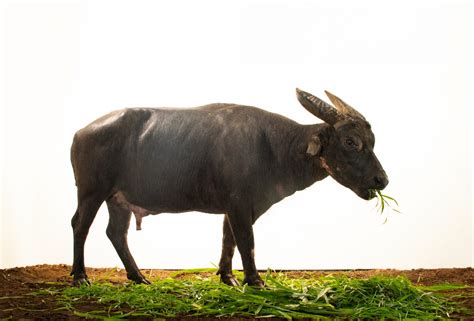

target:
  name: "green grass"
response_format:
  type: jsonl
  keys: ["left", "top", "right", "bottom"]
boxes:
{"left": 370, "top": 189, "right": 400, "bottom": 223}
{"left": 43, "top": 270, "right": 467, "bottom": 320}
{"left": 370, "top": 189, "right": 400, "bottom": 214}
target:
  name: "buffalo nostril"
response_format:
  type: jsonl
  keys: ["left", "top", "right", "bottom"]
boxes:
{"left": 374, "top": 175, "right": 389, "bottom": 189}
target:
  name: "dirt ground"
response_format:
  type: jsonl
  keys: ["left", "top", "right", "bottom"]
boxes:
{"left": 0, "top": 264, "right": 473, "bottom": 320}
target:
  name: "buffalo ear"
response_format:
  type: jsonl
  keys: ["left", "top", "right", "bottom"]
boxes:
{"left": 306, "top": 136, "right": 321, "bottom": 156}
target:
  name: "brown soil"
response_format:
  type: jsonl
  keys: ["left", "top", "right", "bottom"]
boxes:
{"left": 0, "top": 264, "right": 473, "bottom": 320}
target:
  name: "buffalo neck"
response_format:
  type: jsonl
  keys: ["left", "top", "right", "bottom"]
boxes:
{"left": 264, "top": 122, "right": 330, "bottom": 201}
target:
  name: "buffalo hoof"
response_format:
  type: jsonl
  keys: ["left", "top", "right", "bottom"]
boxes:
{"left": 128, "top": 273, "right": 151, "bottom": 285}
{"left": 243, "top": 276, "right": 265, "bottom": 288}
{"left": 134, "top": 277, "right": 151, "bottom": 285}
{"left": 72, "top": 277, "right": 91, "bottom": 287}
{"left": 220, "top": 274, "right": 241, "bottom": 286}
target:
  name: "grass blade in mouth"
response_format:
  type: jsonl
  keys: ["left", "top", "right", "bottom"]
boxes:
{"left": 370, "top": 189, "right": 400, "bottom": 220}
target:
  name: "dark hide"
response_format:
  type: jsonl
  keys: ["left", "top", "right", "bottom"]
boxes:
{"left": 70, "top": 90, "right": 388, "bottom": 286}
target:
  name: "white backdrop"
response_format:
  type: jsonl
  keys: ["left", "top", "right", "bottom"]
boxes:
{"left": 0, "top": 0, "right": 472, "bottom": 270}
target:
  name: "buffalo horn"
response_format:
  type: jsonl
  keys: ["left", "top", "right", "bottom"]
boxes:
{"left": 296, "top": 88, "right": 343, "bottom": 125}
{"left": 324, "top": 90, "right": 366, "bottom": 121}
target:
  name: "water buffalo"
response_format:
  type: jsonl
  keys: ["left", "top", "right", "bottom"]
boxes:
{"left": 70, "top": 88, "right": 388, "bottom": 286}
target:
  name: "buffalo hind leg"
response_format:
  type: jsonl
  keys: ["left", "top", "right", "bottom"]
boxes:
{"left": 106, "top": 198, "right": 150, "bottom": 284}
{"left": 217, "top": 215, "right": 240, "bottom": 286}
{"left": 71, "top": 194, "right": 104, "bottom": 285}
{"left": 226, "top": 211, "right": 264, "bottom": 287}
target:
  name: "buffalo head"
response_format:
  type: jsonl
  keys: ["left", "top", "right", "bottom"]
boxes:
{"left": 296, "top": 88, "right": 388, "bottom": 200}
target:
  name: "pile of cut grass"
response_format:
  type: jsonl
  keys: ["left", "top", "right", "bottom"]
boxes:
{"left": 50, "top": 270, "right": 465, "bottom": 320}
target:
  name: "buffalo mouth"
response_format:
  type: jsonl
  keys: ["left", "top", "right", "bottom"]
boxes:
{"left": 355, "top": 188, "right": 376, "bottom": 200}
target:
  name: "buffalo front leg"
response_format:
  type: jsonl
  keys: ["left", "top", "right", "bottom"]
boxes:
{"left": 106, "top": 198, "right": 150, "bottom": 284}
{"left": 217, "top": 215, "right": 239, "bottom": 286}
{"left": 226, "top": 212, "right": 264, "bottom": 287}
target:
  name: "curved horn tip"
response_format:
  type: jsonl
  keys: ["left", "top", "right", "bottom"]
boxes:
{"left": 324, "top": 90, "right": 337, "bottom": 99}
{"left": 296, "top": 88, "right": 310, "bottom": 100}
{"left": 324, "top": 90, "right": 367, "bottom": 121}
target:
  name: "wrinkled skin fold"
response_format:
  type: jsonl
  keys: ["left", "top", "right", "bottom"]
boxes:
{"left": 70, "top": 88, "right": 388, "bottom": 286}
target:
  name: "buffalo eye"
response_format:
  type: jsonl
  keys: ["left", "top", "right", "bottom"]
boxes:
{"left": 344, "top": 137, "right": 362, "bottom": 151}
{"left": 346, "top": 138, "right": 356, "bottom": 146}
